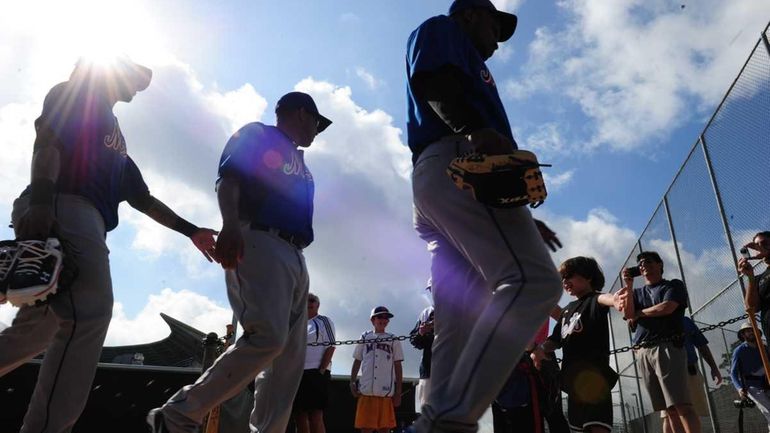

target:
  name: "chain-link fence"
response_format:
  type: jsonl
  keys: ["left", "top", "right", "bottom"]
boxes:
{"left": 609, "top": 22, "right": 770, "bottom": 433}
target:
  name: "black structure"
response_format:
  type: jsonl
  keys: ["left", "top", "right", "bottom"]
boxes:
{"left": 0, "top": 314, "right": 419, "bottom": 432}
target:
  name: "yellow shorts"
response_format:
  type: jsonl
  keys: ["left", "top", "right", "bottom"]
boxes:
{"left": 354, "top": 395, "right": 396, "bottom": 429}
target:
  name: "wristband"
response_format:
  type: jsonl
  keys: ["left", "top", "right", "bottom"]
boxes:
{"left": 173, "top": 217, "right": 199, "bottom": 237}
{"left": 29, "top": 178, "right": 55, "bottom": 207}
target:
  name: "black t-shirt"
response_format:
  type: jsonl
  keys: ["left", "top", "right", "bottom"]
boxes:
{"left": 632, "top": 279, "right": 688, "bottom": 345}
{"left": 548, "top": 292, "right": 610, "bottom": 373}
{"left": 756, "top": 267, "right": 770, "bottom": 312}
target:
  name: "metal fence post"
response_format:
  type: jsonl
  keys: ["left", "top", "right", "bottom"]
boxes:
{"left": 663, "top": 197, "right": 720, "bottom": 432}
{"left": 699, "top": 137, "right": 746, "bottom": 297}
{"left": 609, "top": 314, "right": 629, "bottom": 430}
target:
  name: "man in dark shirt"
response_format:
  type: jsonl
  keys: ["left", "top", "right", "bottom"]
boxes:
{"left": 618, "top": 251, "right": 699, "bottom": 433}
{"left": 149, "top": 92, "right": 332, "bottom": 433}
{"left": 739, "top": 231, "right": 770, "bottom": 338}
{"left": 0, "top": 57, "right": 217, "bottom": 433}
{"left": 409, "top": 304, "right": 434, "bottom": 411}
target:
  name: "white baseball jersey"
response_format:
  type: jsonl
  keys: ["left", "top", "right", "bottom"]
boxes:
{"left": 305, "top": 314, "right": 335, "bottom": 370}
{"left": 353, "top": 331, "right": 404, "bottom": 397}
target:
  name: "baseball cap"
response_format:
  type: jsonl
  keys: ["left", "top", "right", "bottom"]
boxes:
{"left": 448, "top": 0, "right": 518, "bottom": 42}
{"left": 72, "top": 56, "right": 152, "bottom": 92}
{"left": 738, "top": 322, "right": 761, "bottom": 341}
{"left": 370, "top": 306, "right": 394, "bottom": 319}
{"left": 275, "top": 91, "right": 332, "bottom": 133}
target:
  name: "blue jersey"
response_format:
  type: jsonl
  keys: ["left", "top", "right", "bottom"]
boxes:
{"left": 731, "top": 342, "right": 770, "bottom": 390}
{"left": 217, "top": 122, "right": 314, "bottom": 246}
{"left": 406, "top": 15, "right": 514, "bottom": 158}
{"left": 683, "top": 316, "right": 708, "bottom": 366}
{"left": 25, "top": 81, "right": 148, "bottom": 232}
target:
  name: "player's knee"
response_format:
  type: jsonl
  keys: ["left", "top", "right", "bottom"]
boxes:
{"left": 242, "top": 331, "right": 288, "bottom": 355}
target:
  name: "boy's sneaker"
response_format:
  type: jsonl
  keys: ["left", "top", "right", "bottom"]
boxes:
{"left": 7, "top": 238, "right": 63, "bottom": 307}
{"left": 0, "top": 240, "right": 19, "bottom": 304}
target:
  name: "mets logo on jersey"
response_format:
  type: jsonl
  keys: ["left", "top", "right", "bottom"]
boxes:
{"left": 103, "top": 121, "right": 127, "bottom": 157}
{"left": 561, "top": 312, "right": 583, "bottom": 338}
{"left": 480, "top": 67, "right": 496, "bottom": 87}
{"left": 283, "top": 152, "right": 313, "bottom": 180}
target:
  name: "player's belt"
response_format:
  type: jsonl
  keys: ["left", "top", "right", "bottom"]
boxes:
{"left": 250, "top": 223, "right": 307, "bottom": 249}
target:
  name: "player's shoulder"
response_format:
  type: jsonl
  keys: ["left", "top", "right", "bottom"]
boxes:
{"left": 411, "top": 15, "right": 455, "bottom": 39}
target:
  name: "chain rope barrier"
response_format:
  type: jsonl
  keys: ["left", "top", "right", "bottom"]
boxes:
{"left": 306, "top": 313, "right": 750, "bottom": 357}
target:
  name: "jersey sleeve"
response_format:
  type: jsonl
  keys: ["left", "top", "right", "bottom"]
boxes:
{"left": 393, "top": 340, "right": 405, "bottom": 362}
{"left": 120, "top": 156, "right": 151, "bottom": 207}
{"left": 217, "top": 123, "right": 267, "bottom": 186}
{"left": 662, "top": 280, "right": 688, "bottom": 309}
{"left": 325, "top": 317, "right": 336, "bottom": 343}
{"left": 407, "top": 17, "right": 471, "bottom": 80}
{"left": 684, "top": 317, "right": 709, "bottom": 347}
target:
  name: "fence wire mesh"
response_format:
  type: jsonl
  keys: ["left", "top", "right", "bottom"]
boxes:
{"left": 607, "top": 23, "right": 770, "bottom": 433}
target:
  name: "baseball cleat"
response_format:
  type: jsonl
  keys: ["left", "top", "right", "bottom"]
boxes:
{"left": 0, "top": 240, "right": 19, "bottom": 304}
{"left": 7, "top": 238, "right": 63, "bottom": 307}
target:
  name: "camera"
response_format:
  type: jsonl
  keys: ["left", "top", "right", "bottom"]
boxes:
{"left": 626, "top": 266, "right": 641, "bottom": 278}
{"left": 740, "top": 247, "right": 753, "bottom": 260}
{"left": 734, "top": 398, "right": 756, "bottom": 409}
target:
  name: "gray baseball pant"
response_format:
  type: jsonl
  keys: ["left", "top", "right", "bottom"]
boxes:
{"left": 0, "top": 194, "right": 113, "bottom": 433}
{"left": 411, "top": 137, "right": 562, "bottom": 433}
{"left": 160, "top": 225, "right": 309, "bottom": 433}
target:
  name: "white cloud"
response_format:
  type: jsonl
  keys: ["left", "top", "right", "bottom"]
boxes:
{"left": 106, "top": 288, "right": 232, "bottom": 346}
{"left": 491, "top": 0, "right": 524, "bottom": 13}
{"left": 0, "top": 102, "right": 36, "bottom": 205}
{"left": 544, "top": 169, "right": 575, "bottom": 192}
{"left": 513, "top": 0, "right": 770, "bottom": 151}
{"left": 355, "top": 67, "right": 384, "bottom": 90}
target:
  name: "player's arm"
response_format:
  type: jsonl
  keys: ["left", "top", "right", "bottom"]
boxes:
{"left": 17, "top": 125, "right": 62, "bottom": 240}
{"left": 393, "top": 360, "right": 403, "bottom": 408}
{"left": 411, "top": 65, "right": 512, "bottom": 155}
{"left": 696, "top": 344, "right": 723, "bottom": 385}
{"left": 349, "top": 359, "right": 362, "bottom": 397}
{"left": 635, "top": 300, "right": 679, "bottom": 318}
{"left": 214, "top": 176, "right": 243, "bottom": 269}
{"left": 739, "top": 256, "right": 759, "bottom": 311}
{"left": 134, "top": 196, "right": 218, "bottom": 262}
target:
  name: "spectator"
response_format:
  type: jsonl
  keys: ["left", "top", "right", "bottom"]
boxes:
{"left": 731, "top": 322, "right": 770, "bottom": 425}
{"left": 535, "top": 256, "right": 615, "bottom": 433}
{"left": 739, "top": 231, "right": 770, "bottom": 337}
{"left": 661, "top": 316, "right": 722, "bottom": 433}
{"left": 492, "top": 352, "right": 545, "bottom": 433}
{"left": 293, "top": 293, "right": 336, "bottom": 433}
{"left": 350, "top": 306, "right": 404, "bottom": 433}
{"left": 618, "top": 251, "right": 699, "bottom": 433}
{"left": 409, "top": 304, "right": 434, "bottom": 412}
{"left": 532, "top": 312, "right": 570, "bottom": 433}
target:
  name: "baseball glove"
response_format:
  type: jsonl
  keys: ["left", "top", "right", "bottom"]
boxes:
{"left": 446, "top": 150, "right": 550, "bottom": 208}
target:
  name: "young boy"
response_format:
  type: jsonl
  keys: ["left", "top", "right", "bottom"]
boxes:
{"left": 350, "top": 306, "right": 404, "bottom": 433}
{"left": 534, "top": 257, "right": 617, "bottom": 433}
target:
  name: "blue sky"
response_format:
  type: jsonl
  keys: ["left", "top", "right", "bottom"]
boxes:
{"left": 1, "top": 0, "right": 769, "bottom": 398}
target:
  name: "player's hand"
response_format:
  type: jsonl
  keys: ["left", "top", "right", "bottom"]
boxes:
{"left": 392, "top": 393, "right": 402, "bottom": 408}
{"left": 467, "top": 128, "right": 514, "bottom": 155}
{"left": 711, "top": 367, "right": 723, "bottom": 385}
{"left": 612, "top": 290, "right": 627, "bottom": 312}
{"left": 215, "top": 223, "right": 243, "bottom": 270}
{"left": 739, "top": 388, "right": 748, "bottom": 399}
{"left": 530, "top": 347, "right": 548, "bottom": 369}
{"left": 190, "top": 228, "right": 218, "bottom": 263}
{"left": 16, "top": 204, "right": 56, "bottom": 240}
{"left": 534, "top": 219, "right": 562, "bottom": 252}
{"left": 349, "top": 382, "right": 360, "bottom": 398}
{"left": 738, "top": 257, "right": 754, "bottom": 278}
{"left": 621, "top": 268, "right": 635, "bottom": 289}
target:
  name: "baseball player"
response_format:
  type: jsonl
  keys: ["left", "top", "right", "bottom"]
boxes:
{"left": 350, "top": 306, "right": 404, "bottom": 433}
{"left": 0, "top": 57, "right": 217, "bottom": 433}
{"left": 148, "top": 91, "right": 332, "bottom": 433}
{"left": 405, "top": 1, "right": 562, "bottom": 431}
